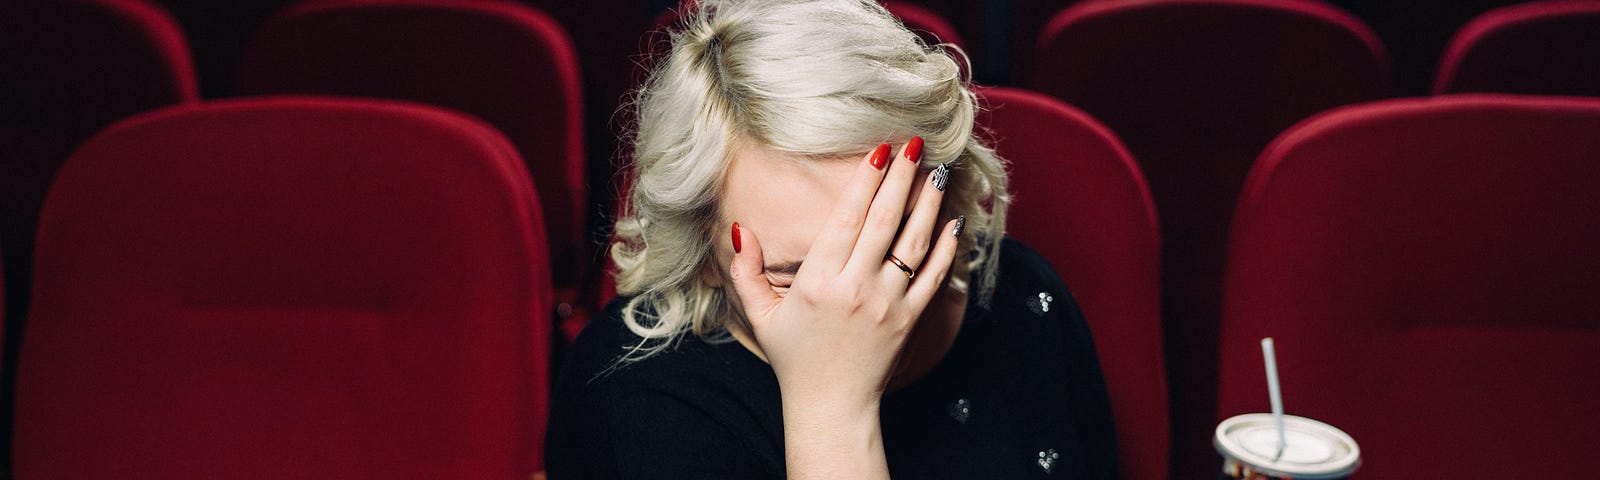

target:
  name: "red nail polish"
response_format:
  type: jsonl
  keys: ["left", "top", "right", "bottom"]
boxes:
{"left": 906, "top": 136, "right": 924, "bottom": 163}
{"left": 869, "top": 143, "right": 891, "bottom": 170}
{"left": 731, "top": 222, "right": 742, "bottom": 253}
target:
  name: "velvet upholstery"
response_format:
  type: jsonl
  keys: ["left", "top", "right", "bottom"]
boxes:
{"left": 1434, "top": 1, "right": 1600, "bottom": 96}
{"left": 14, "top": 97, "right": 554, "bottom": 478}
{"left": 0, "top": 3, "right": 199, "bottom": 469}
{"left": 0, "top": 0, "right": 198, "bottom": 334}
{"left": 237, "top": 0, "right": 587, "bottom": 304}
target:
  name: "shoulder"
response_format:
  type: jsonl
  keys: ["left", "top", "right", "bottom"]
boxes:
{"left": 991, "top": 237, "right": 1077, "bottom": 309}
{"left": 556, "top": 298, "right": 744, "bottom": 397}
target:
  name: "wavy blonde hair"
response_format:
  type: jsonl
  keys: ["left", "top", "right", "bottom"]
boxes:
{"left": 610, "top": 0, "right": 1010, "bottom": 359}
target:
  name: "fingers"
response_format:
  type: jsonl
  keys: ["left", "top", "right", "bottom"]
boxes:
{"left": 804, "top": 143, "right": 893, "bottom": 274}
{"left": 885, "top": 161, "right": 948, "bottom": 273}
{"left": 728, "top": 222, "right": 780, "bottom": 320}
{"left": 844, "top": 136, "right": 924, "bottom": 277}
{"left": 903, "top": 216, "right": 963, "bottom": 307}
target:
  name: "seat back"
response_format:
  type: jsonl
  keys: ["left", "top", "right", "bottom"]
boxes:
{"left": 1434, "top": 1, "right": 1600, "bottom": 96}
{"left": 1031, "top": 2, "right": 1389, "bottom": 470}
{"left": 238, "top": 0, "right": 586, "bottom": 290}
{"left": 1219, "top": 94, "right": 1600, "bottom": 479}
{"left": 0, "top": 0, "right": 198, "bottom": 130}
{"left": 0, "top": 0, "right": 198, "bottom": 317}
{"left": 977, "top": 86, "right": 1168, "bottom": 480}
{"left": 0, "top": 5, "right": 197, "bottom": 466}
{"left": 14, "top": 97, "right": 554, "bottom": 478}
{"left": 884, "top": 1, "right": 967, "bottom": 49}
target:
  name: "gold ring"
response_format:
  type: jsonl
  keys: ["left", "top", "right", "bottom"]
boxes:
{"left": 885, "top": 254, "right": 916, "bottom": 279}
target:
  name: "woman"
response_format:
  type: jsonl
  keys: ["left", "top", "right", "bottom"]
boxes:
{"left": 545, "top": 1, "right": 1116, "bottom": 478}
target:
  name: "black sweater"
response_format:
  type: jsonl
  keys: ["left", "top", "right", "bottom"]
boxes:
{"left": 546, "top": 239, "right": 1117, "bottom": 479}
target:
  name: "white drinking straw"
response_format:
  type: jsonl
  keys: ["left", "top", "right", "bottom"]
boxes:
{"left": 1262, "top": 337, "right": 1287, "bottom": 461}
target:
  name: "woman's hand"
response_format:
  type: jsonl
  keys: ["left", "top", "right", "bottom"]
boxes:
{"left": 726, "top": 137, "right": 963, "bottom": 479}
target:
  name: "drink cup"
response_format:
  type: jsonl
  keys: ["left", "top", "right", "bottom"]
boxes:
{"left": 1214, "top": 413, "right": 1360, "bottom": 480}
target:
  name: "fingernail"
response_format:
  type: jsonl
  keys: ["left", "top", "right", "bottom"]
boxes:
{"left": 952, "top": 215, "right": 966, "bottom": 237}
{"left": 869, "top": 143, "right": 891, "bottom": 170}
{"left": 731, "top": 222, "right": 742, "bottom": 253}
{"left": 931, "top": 163, "right": 950, "bottom": 191}
{"left": 905, "top": 136, "right": 924, "bottom": 163}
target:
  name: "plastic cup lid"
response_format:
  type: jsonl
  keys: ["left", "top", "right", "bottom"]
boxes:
{"left": 1214, "top": 413, "right": 1360, "bottom": 479}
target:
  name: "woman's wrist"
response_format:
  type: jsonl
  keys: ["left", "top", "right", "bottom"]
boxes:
{"left": 780, "top": 387, "right": 881, "bottom": 428}
{"left": 780, "top": 394, "right": 889, "bottom": 480}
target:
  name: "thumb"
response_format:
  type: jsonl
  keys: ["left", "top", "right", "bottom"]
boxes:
{"left": 729, "top": 222, "right": 780, "bottom": 318}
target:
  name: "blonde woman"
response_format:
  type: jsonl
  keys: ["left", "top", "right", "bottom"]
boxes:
{"left": 546, "top": 1, "right": 1115, "bottom": 478}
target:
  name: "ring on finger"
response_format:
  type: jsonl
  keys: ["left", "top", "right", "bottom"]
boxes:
{"left": 885, "top": 254, "right": 916, "bottom": 279}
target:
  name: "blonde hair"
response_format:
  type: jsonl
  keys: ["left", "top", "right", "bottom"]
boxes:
{"left": 610, "top": 0, "right": 1010, "bottom": 359}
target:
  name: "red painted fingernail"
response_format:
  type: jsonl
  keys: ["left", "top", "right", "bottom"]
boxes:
{"left": 731, "top": 222, "right": 742, "bottom": 253}
{"left": 869, "top": 143, "right": 891, "bottom": 170}
{"left": 906, "top": 136, "right": 924, "bottom": 163}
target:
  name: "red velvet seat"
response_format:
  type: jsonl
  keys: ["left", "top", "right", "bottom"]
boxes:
{"left": 0, "top": 0, "right": 198, "bottom": 321}
{"left": 976, "top": 86, "right": 1168, "bottom": 480}
{"left": 13, "top": 97, "right": 554, "bottom": 478}
{"left": 1029, "top": 2, "right": 1389, "bottom": 471}
{"left": 1218, "top": 94, "right": 1600, "bottom": 480}
{"left": 237, "top": 0, "right": 587, "bottom": 312}
{"left": 0, "top": 5, "right": 196, "bottom": 462}
{"left": 886, "top": 1, "right": 967, "bottom": 49}
{"left": 1434, "top": 1, "right": 1600, "bottom": 96}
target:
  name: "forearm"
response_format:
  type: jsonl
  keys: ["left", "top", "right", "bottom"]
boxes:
{"left": 780, "top": 393, "right": 890, "bottom": 480}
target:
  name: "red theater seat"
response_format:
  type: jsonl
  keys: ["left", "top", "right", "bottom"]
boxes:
{"left": 0, "top": 0, "right": 198, "bottom": 320}
{"left": 237, "top": 0, "right": 587, "bottom": 312}
{"left": 1218, "top": 94, "right": 1600, "bottom": 480}
{"left": 886, "top": 1, "right": 967, "bottom": 49}
{"left": 977, "top": 86, "right": 1168, "bottom": 480}
{"left": 1030, "top": 2, "right": 1389, "bottom": 471}
{"left": 1434, "top": 1, "right": 1600, "bottom": 96}
{"left": 13, "top": 97, "right": 554, "bottom": 478}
